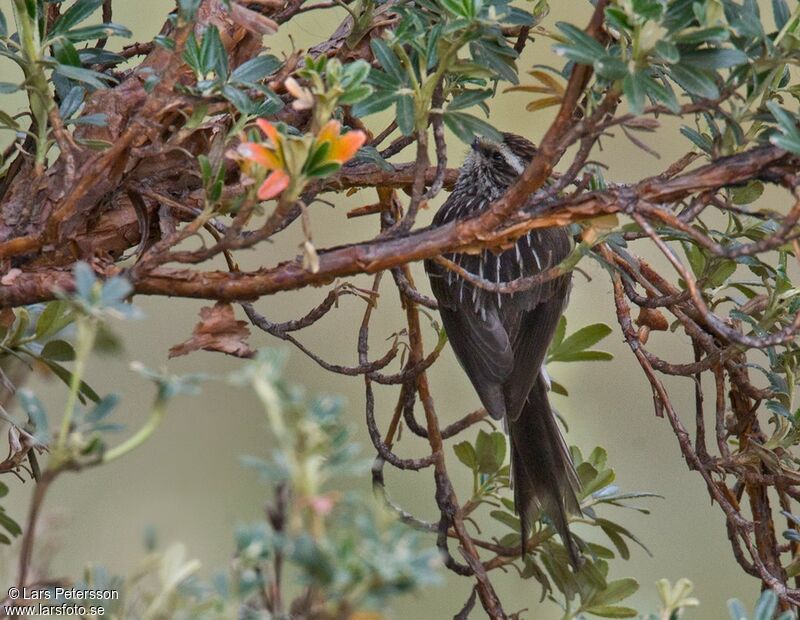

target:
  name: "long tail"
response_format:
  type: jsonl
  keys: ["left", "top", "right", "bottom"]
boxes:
{"left": 508, "top": 374, "right": 583, "bottom": 569}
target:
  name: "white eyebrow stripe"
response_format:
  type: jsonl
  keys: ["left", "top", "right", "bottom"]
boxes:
{"left": 498, "top": 143, "right": 526, "bottom": 175}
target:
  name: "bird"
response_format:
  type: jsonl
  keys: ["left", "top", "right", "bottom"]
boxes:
{"left": 424, "top": 132, "right": 583, "bottom": 568}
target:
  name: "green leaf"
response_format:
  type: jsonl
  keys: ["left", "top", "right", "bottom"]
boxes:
{"left": 154, "top": 34, "right": 175, "bottom": 50}
{"left": 442, "top": 111, "right": 501, "bottom": 144}
{"left": 768, "top": 100, "right": 800, "bottom": 154}
{"left": 593, "top": 578, "right": 639, "bottom": 606}
{"left": 50, "top": 0, "right": 103, "bottom": 35}
{"left": 179, "top": 0, "right": 202, "bottom": 20}
{"left": 19, "top": 389, "right": 48, "bottom": 439}
{"left": 490, "top": 509, "right": 521, "bottom": 531}
{"left": 594, "top": 57, "right": 628, "bottom": 80}
{"left": 353, "top": 145, "right": 393, "bottom": 171}
{"left": 584, "top": 605, "right": 638, "bottom": 618}
{"left": 773, "top": 0, "right": 790, "bottom": 29}
{"left": 85, "top": 394, "right": 120, "bottom": 424}
{"left": 707, "top": 260, "right": 737, "bottom": 288}
{"left": 230, "top": 55, "right": 281, "bottom": 84}
{"left": 351, "top": 90, "right": 397, "bottom": 117}
{"left": 680, "top": 126, "right": 713, "bottom": 153}
{"left": 731, "top": 180, "right": 764, "bottom": 205}
{"left": 440, "top": 0, "right": 469, "bottom": 18}
{"left": 680, "top": 48, "right": 749, "bottom": 70}
{"left": 35, "top": 301, "right": 73, "bottom": 339}
{"left": 598, "top": 521, "right": 630, "bottom": 560}
{"left": 59, "top": 86, "right": 86, "bottom": 120}
{"left": 654, "top": 40, "right": 679, "bottom": 64}
{"left": 597, "top": 517, "right": 652, "bottom": 557}
{"left": 63, "top": 22, "right": 131, "bottom": 43}
{"left": 341, "top": 60, "right": 371, "bottom": 88}
{"left": 622, "top": 72, "right": 647, "bottom": 115}
{"left": 425, "top": 23, "right": 443, "bottom": 70}
{"left": 549, "top": 323, "right": 612, "bottom": 362}
{"left": 0, "top": 510, "right": 21, "bottom": 538}
{"left": 588, "top": 446, "right": 608, "bottom": 470}
{"left": 753, "top": 589, "right": 778, "bottom": 620}
{"left": 454, "top": 441, "right": 477, "bottom": 469}
{"left": 54, "top": 64, "right": 115, "bottom": 89}
{"left": 728, "top": 599, "right": 748, "bottom": 620}
{"left": 222, "top": 85, "right": 253, "bottom": 113}
{"left": 556, "top": 350, "right": 613, "bottom": 362}
{"left": 40, "top": 339, "right": 76, "bottom": 362}
{"left": 645, "top": 77, "right": 681, "bottom": 114}
{"left": 554, "top": 22, "right": 607, "bottom": 66}
{"left": 396, "top": 94, "right": 415, "bottom": 136}
{"left": 43, "top": 360, "right": 101, "bottom": 405}
{"left": 371, "top": 39, "right": 405, "bottom": 82}
{"left": 583, "top": 468, "right": 615, "bottom": 497}
{"left": 183, "top": 33, "right": 202, "bottom": 73}
{"left": 669, "top": 64, "right": 719, "bottom": 99}
{"left": 53, "top": 40, "right": 82, "bottom": 67}
{"left": 674, "top": 26, "right": 729, "bottom": 45}
{"left": 304, "top": 141, "right": 332, "bottom": 175}
{"left": 69, "top": 113, "right": 107, "bottom": 127}
{"left": 200, "top": 25, "right": 227, "bottom": 78}
{"left": 475, "top": 430, "right": 506, "bottom": 474}
{"left": 631, "top": 0, "right": 664, "bottom": 20}
{"left": 448, "top": 89, "right": 492, "bottom": 111}
{"left": 305, "top": 161, "right": 341, "bottom": 178}
{"left": 681, "top": 240, "right": 707, "bottom": 276}
{"left": 338, "top": 84, "right": 373, "bottom": 105}
{"left": 469, "top": 39, "right": 519, "bottom": 84}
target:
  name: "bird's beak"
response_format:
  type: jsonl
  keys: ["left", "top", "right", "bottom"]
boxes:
{"left": 470, "top": 137, "right": 480, "bottom": 151}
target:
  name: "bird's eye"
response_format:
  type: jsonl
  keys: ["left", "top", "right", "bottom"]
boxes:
{"left": 490, "top": 152, "right": 504, "bottom": 163}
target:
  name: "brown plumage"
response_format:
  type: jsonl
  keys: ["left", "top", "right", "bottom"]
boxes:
{"left": 424, "top": 133, "right": 583, "bottom": 568}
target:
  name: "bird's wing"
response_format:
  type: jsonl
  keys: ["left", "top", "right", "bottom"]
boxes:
{"left": 428, "top": 254, "right": 515, "bottom": 420}
{"left": 502, "top": 227, "right": 572, "bottom": 421}
{"left": 503, "top": 285, "right": 570, "bottom": 421}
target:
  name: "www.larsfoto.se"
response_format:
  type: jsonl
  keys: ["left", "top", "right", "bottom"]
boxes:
{"left": 3, "top": 603, "right": 106, "bottom": 616}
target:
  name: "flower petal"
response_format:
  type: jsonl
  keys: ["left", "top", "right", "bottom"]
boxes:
{"left": 255, "top": 118, "right": 280, "bottom": 145}
{"left": 284, "top": 77, "right": 305, "bottom": 99}
{"left": 328, "top": 130, "right": 367, "bottom": 163}
{"left": 316, "top": 119, "right": 341, "bottom": 145}
{"left": 257, "top": 169, "right": 290, "bottom": 200}
{"left": 238, "top": 142, "right": 282, "bottom": 170}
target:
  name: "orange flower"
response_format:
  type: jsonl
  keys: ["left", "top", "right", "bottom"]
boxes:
{"left": 316, "top": 119, "right": 342, "bottom": 144}
{"left": 255, "top": 118, "right": 280, "bottom": 147}
{"left": 237, "top": 142, "right": 282, "bottom": 170}
{"left": 258, "top": 170, "right": 290, "bottom": 200}
{"left": 329, "top": 130, "right": 366, "bottom": 163}
{"left": 316, "top": 119, "right": 366, "bottom": 164}
{"left": 234, "top": 119, "right": 292, "bottom": 200}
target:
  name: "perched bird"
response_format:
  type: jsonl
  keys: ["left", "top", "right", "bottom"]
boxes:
{"left": 424, "top": 133, "right": 582, "bottom": 568}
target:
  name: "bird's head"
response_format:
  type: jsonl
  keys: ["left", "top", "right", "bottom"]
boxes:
{"left": 457, "top": 132, "right": 537, "bottom": 198}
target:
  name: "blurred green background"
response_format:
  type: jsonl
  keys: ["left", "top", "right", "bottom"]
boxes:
{"left": 0, "top": 1, "right": 760, "bottom": 617}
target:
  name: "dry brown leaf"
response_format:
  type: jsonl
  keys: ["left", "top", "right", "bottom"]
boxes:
{"left": 636, "top": 307, "right": 669, "bottom": 332}
{"left": 525, "top": 96, "right": 563, "bottom": 112}
{"left": 528, "top": 69, "right": 565, "bottom": 95}
{"left": 0, "top": 308, "right": 14, "bottom": 329}
{"left": 503, "top": 85, "right": 555, "bottom": 94}
{"left": 169, "top": 302, "right": 255, "bottom": 359}
{"left": 229, "top": 3, "right": 279, "bottom": 35}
